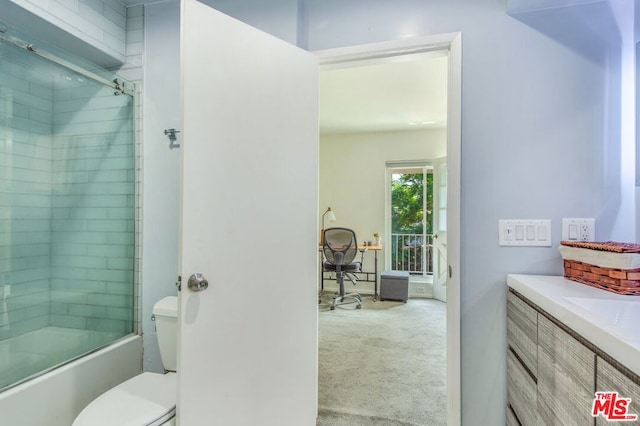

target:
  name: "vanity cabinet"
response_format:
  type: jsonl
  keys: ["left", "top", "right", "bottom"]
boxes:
{"left": 595, "top": 357, "right": 640, "bottom": 425}
{"left": 506, "top": 292, "right": 538, "bottom": 425}
{"left": 507, "top": 293, "right": 537, "bottom": 376}
{"left": 507, "top": 289, "right": 640, "bottom": 426}
{"left": 537, "top": 314, "right": 595, "bottom": 425}
{"left": 507, "top": 349, "right": 537, "bottom": 425}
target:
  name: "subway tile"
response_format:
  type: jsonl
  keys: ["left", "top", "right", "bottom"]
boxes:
{"left": 52, "top": 171, "right": 89, "bottom": 184}
{"left": 50, "top": 242, "right": 89, "bottom": 256}
{"left": 87, "top": 292, "right": 132, "bottom": 307}
{"left": 53, "top": 93, "right": 128, "bottom": 113}
{"left": 86, "top": 317, "right": 130, "bottom": 333}
{"left": 51, "top": 280, "right": 106, "bottom": 294}
{"left": 87, "top": 244, "right": 133, "bottom": 257}
{"left": 1, "top": 243, "right": 50, "bottom": 259}
{"left": 26, "top": 256, "right": 50, "bottom": 269}
{"left": 105, "top": 306, "right": 132, "bottom": 321}
{"left": 4, "top": 231, "right": 51, "bottom": 245}
{"left": 51, "top": 255, "right": 106, "bottom": 269}
{"left": 50, "top": 314, "right": 88, "bottom": 329}
{"left": 79, "top": 0, "right": 103, "bottom": 15}
{"left": 107, "top": 257, "right": 134, "bottom": 270}
{"left": 0, "top": 257, "right": 28, "bottom": 273}
{"left": 5, "top": 140, "right": 52, "bottom": 160}
{"left": 126, "top": 16, "right": 143, "bottom": 32}
{"left": 49, "top": 0, "right": 103, "bottom": 41}
{"left": 69, "top": 303, "right": 107, "bottom": 318}
{"left": 102, "top": 28, "right": 126, "bottom": 50}
{"left": 54, "top": 106, "right": 127, "bottom": 125}
{"left": 0, "top": 206, "right": 51, "bottom": 220}
{"left": 49, "top": 267, "right": 87, "bottom": 281}
{"left": 125, "top": 41, "right": 143, "bottom": 56}
{"left": 105, "top": 281, "right": 134, "bottom": 295}
{"left": 9, "top": 102, "right": 30, "bottom": 119}
{"left": 29, "top": 82, "right": 54, "bottom": 101}
{"left": 9, "top": 267, "right": 50, "bottom": 284}
{"left": 2, "top": 218, "right": 50, "bottom": 232}
{"left": 85, "top": 268, "right": 132, "bottom": 283}
{"left": 91, "top": 169, "right": 132, "bottom": 183}
{"left": 52, "top": 0, "right": 79, "bottom": 12}
{"left": 50, "top": 302, "right": 70, "bottom": 315}
{"left": 103, "top": 0, "right": 127, "bottom": 16}
{"left": 0, "top": 155, "right": 52, "bottom": 174}
{"left": 55, "top": 121, "right": 133, "bottom": 138}
{"left": 107, "top": 232, "right": 134, "bottom": 245}
{"left": 108, "top": 207, "right": 134, "bottom": 220}
{"left": 51, "top": 219, "right": 87, "bottom": 232}
{"left": 0, "top": 71, "right": 30, "bottom": 92}
{"left": 126, "top": 4, "right": 143, "bottom": 18}
{"left": 126, "top": 29, "right": 143, "bottom": 44}
{"left": 78, "top": 3, "right": 126, "bottom": 40}
{"left": 6, "top": 194, "right": 50, "bottom": 208}
{"left": 85, "top": 219, "right": 129, "bottom": 232}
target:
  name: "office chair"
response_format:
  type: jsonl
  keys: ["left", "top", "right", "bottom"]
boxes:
{"left": 322, "top": 227, "right": 364, "bottom": 310}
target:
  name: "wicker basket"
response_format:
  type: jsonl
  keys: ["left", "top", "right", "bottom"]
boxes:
{"left": 559, "top": 241, "right": 640, "bottom": 296}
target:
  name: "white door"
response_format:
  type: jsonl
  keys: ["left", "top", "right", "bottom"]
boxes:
{"left": 432, "top": 157, "right": 447, "bottom": 302}
{"left": 178, "top": 1, "right": 319, "bottom": 424}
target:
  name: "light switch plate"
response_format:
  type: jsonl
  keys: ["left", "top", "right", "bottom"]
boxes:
{"left": 499, "top": 219, "right": 552, "bottom": 246}
{"left": 562, "top": 218, "right": 595, "bottom": 242}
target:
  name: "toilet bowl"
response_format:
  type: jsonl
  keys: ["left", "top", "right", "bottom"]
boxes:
{"left": 73, "top": 296, "right": 178, "bottom": 426}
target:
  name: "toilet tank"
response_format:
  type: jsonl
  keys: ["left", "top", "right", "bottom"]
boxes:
{"left": 152, "top": 296, "right": 178, "bottom": 372}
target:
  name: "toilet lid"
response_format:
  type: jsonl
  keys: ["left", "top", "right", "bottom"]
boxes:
{"left": 73, "top": 372, "right": 176, "bottom": 426}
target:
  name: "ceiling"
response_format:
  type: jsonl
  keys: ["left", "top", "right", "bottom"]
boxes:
{"left": 319, "top": 53, "right": 449, "bottom": 135}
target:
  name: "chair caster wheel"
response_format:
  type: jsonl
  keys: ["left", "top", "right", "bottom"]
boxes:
{"left": 356, "top": 305, "right": 361, "bottom": 309}
{"left": 330, "top": 306, "right": 335, "bottom": 310}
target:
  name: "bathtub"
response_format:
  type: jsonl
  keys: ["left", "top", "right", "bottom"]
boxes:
{"left": 0, "top": 331, "right": 142, "bottom": 426}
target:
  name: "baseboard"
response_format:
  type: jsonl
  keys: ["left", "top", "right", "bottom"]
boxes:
{"left": 320, "top": 284, "right": 432, "bottom": 299}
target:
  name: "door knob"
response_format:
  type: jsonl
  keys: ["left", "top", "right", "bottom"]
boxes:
{"left": 187, "top": 273, "right": 208, "bottom": 292}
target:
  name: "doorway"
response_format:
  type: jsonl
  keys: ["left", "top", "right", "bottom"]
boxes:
{"left": 316, "top": 34, "right": 461, "bottom": 425}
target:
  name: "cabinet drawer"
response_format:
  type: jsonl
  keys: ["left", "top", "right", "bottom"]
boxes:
{"left": 595, "top": 357, "right": 640, "bottom": 425}
{"left": 506, "top": 404, "right": 520, "bottom": 426}
{"left": 507, "top": 291, "right": 537, "bottom": 377}
{"left": 537, "top": 315, "right": 595, "bottom": 425}
{"left": 508, "top": 349, "right": 537, "bottom": 426}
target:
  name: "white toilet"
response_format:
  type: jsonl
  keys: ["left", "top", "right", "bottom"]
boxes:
{"left": 73, "top": 296, "right": 178, "bottom": 426}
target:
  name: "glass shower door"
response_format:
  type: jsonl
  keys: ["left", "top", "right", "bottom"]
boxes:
{"left": 0, "top": 26, "right": 135, "bottom": 390}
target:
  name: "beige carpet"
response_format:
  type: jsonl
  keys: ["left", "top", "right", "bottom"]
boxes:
{"left": 317, "top": 295, "right": 447, "bottom": 426}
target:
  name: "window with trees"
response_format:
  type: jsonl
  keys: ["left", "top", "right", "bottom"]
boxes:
{"left": 388, "top": 165, "right": 433, "bottom": 275}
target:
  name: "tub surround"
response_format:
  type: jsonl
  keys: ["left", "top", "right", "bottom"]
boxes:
{"left": 507, "top": 274, "right": 640, "bottom": 377}
{"left": 0, "top": 335, "right": 141, "bottom": 426}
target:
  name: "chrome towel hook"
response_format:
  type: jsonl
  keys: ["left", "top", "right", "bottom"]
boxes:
{"left": 164, "top": 128, "right": 180, "bottom": 149}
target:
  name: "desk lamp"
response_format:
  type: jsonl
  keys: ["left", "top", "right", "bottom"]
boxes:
{"left": 320, "top": 207, "right": 336, "bottom": 244}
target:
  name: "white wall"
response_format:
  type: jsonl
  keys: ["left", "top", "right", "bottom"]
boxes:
{"left": 304, "top": 0, "right": 632, "bottom": 424}
{"left": 141, "top": 0, "right": 181, "bottom": 373}
{"left": 609, "top": 0, "right": 637, "bottom": 241}
{"left": 320, "top": 129, "right": 446, "bottom": 294}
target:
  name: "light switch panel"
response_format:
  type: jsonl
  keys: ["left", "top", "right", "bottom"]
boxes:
{"left": 499, "top": 219, "right": 552, "bottom": 246}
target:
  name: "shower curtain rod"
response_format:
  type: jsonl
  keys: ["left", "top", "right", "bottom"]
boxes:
{"left": 0, "top": 31, "right": 134, "bottom": 97}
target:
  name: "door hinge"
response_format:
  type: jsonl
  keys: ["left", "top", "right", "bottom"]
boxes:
{"left": 448, "top": 265, "right": 452, "bottom": 278}
{"left": 176, "top": 275, "right": 182, "bottom": 292}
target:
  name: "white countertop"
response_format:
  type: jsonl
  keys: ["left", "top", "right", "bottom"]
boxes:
{"left": 507, "top": 274, "right": 640, "bottom": 376}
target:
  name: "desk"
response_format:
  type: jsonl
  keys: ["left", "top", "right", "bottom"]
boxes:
{"left": 319, "top": 244, "right": 382, "bottom": 301}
